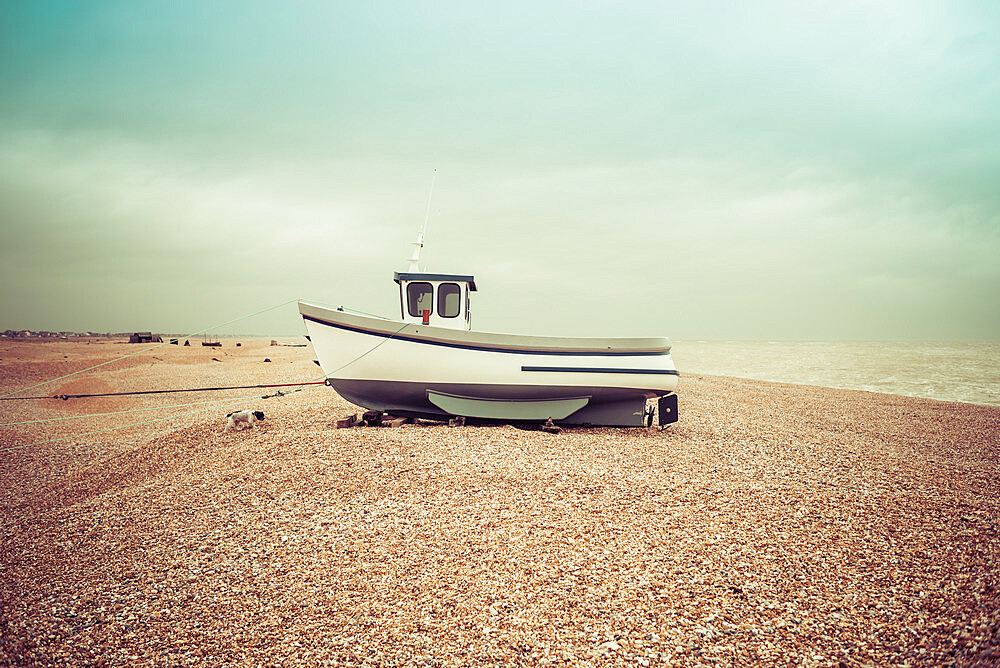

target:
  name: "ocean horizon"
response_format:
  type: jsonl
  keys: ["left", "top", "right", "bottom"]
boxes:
{"left": 672, "top": 340, "right": 1000, "bottom": 407}
{"left": 4, "top": 333, "right": 997, "bottom": 407}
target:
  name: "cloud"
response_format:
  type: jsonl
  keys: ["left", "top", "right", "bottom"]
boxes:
{"left": 1, "top": 2, "right": 998, "bottom": 338}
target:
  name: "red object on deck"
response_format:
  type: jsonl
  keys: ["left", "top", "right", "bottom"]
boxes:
{"left": 422, "top": 309, "right": 430, "bottom": 325}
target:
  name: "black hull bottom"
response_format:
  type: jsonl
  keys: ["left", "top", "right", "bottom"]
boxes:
{"left": 330, "top": 379, "right": 674, "bottom": 427}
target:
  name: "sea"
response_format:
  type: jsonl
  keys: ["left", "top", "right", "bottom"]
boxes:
{"left": 671, "top": 341, "right": 1000, "bottom": 407}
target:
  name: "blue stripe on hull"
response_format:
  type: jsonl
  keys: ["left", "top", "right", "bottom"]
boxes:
{"left": 302, "top": 314, "right": 670, "bottom": 357}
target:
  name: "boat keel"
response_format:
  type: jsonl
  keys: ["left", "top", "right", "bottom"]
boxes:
{"left": 328, "top": 379, "right": 678, "bottom": 428}
{"left": 427, "top": 391, "right": 590, "bottom": 421}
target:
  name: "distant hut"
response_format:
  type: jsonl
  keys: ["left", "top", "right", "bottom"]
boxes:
{"left": 129, "top": 332, "right": 162, "bottom": 344}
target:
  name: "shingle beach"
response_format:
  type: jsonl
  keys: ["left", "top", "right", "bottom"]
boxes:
{"left": 1, "top": 339, "right": 998, "bottom": 666}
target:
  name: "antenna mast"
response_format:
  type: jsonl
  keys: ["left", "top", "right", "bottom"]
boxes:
{"left": 407, "top": 169, "right": 437, "bottom": 273}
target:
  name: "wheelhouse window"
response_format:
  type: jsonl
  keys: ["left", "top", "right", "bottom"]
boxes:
{"left": 406, "top": 282, "right": 433, "bottom": 317}
{"left": 438, "top": 283, "right": 461, "bottom": 318}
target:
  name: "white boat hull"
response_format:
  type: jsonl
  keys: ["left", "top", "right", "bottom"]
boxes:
{"left": 299, "top": 300, "right": 678, "bottom": 426}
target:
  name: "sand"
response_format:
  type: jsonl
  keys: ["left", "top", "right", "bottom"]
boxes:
{"left": 1, "top": 338, "right": 998, "bottom": 666}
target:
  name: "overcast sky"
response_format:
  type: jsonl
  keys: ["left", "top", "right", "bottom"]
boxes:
{"left": 1, "top": 1, "right": 998, "bottom": 339}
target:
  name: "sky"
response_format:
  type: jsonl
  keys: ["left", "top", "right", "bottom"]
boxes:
{"left": 1, "top": 1, "right": 998, "bottom": 340}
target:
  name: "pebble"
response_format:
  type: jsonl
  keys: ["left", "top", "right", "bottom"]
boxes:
{"left": 1, "top": 338, "right": 998, "bottom": 666}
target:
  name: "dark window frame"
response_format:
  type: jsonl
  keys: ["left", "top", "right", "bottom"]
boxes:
{"left": 406, "top": 282, "right": 434, "bottom": 317}
{"left": 437, "top": 282, "right": 462, "bottom": 318}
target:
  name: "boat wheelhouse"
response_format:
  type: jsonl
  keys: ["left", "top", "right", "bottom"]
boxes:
{"left": 394, "top": 272, "right": 476, "bottom": 330}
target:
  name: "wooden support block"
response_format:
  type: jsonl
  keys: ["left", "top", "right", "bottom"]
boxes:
{"left": 336, "top": 414, "right": 358, "bottom": 429}
{"left": 386, "top": 414, "right": 413, "bottom": 423}
{"left": 448, "top": 416, "right": 466, "bottom": 427}
{"left": 385, "top": 417, "right": 408, "bottom": 428}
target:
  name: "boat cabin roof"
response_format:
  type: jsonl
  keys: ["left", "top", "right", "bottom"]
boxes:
{"left": 393, "top": 272, "right": 477, "bottom": 291}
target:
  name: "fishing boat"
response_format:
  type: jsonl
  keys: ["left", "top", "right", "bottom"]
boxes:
{"left": 299, "top": 231, "right": 678, "bottom": 427}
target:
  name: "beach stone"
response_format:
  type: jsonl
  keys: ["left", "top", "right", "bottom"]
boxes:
{"left": 2, "top": 337, "right": 998, "bottom": 667}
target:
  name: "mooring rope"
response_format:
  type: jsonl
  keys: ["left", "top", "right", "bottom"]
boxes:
{"left": 0, "top": 386, "right": 320, "bottom": 453}
{"left": 0, "top": 380, "right": 327, "bottom": 402}
{"left": 0, "top": 298, "right": 300, "bottom": 400}
{"left": 302, "top": 298, "right": 392, "bottom": 321}
{"left": 0, "top": 305, "right": 413, "bottom": 453}
{"left": 326, "top": 321, "right": 410, "bottom": 375}
{"left": 0, "top": 374, "right": 333, "bottom": 427}
{"left": 2, "top": 394, "right": 277, "bottom": 427}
